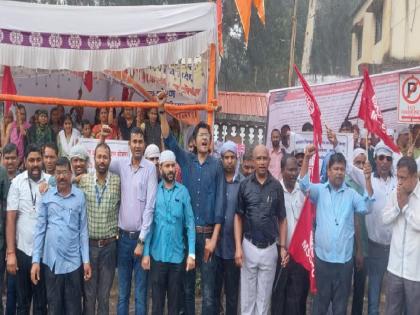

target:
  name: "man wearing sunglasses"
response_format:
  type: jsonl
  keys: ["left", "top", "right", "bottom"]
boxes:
{"left": 347, "top": 141, "right": 397, "bottom": 315}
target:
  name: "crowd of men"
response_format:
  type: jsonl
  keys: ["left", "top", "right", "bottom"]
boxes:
{"left": 0, "top": 90, "right": 419, "bottom": 315}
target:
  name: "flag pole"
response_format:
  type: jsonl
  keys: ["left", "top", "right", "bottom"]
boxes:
{"left": 345, "top": 78, "right": 364, "bottom": 121}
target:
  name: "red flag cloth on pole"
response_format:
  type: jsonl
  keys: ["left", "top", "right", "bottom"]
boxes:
{"left": 358, "top": 69, "right": 400, "bottom": 153}
{"left": 121, "top": 87, "right": 129, "bottom": 101}
{"left": 288, "top": 151, "right": 319, "bottom": 293}
{"left": 289, "top": 65, "right": 323, "bottom": 293}
{"left": 83, "top": 71, "right": 93, "bottom": 92}
{"left": 293, "top": 64, "right": 323, "bottom": 148}
{"left": 1, "top": 66, "right": 17, "bottom": 113}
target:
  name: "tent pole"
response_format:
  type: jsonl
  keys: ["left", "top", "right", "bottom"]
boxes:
{"left": 207, "top": 43, "right": 217, "bottom": 128}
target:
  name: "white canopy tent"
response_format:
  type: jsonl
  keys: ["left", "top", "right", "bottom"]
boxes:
{"left": 0, "top": 0, "right": 219, "bottom": 127}
{"left": 0, "top": 0, "right": 218, "bottom": 71}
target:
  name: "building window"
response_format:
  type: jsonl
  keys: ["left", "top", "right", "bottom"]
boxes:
{"left": 357, "top": 30, "right": 363, "bottom": 60}
{"left": 375, "top": 10, "right": 383, "bottom": 43}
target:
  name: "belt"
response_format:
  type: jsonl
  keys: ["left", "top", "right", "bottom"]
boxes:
{"left": 119, "top": 229, "right": 140, "bottom": 240}
{"left": 195, "top": 225, "right": 214, "bottom": 234}
{"left": 368, "top": 239, "right": 390, "bottom": 249}
{"left": 89, "top": 237, "right": 116, "bottom": 248}
{"left": 245, "top": 236, "right": 275, "bottom": 249}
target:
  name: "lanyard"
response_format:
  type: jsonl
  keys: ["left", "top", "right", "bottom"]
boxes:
{"left": 95, "top": 182, "right": 107, "bottom": 205}
{"left": 28, "top": 180, "right": 36, "bottom": 211}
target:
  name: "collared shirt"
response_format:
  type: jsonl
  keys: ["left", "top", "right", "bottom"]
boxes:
{"left": 237, "top": 173, "right": 286, "bottom": 243}
{"left": 0, "top": 167, "right": 8, "bottom": 251}
{"left": 164, "top": 134, "right": 225, "bottom": 226}
{"left": 347, "top": 165, "right": 396, "bottom": 245}
{"left": 268, "top": 148, "right": 283, "bottom": 181}
{"left": 78, "top": 172, "right": 120, "bottom": 239}
{"left": 110, "top": 157, "right": 157, "bottom": 240}
{"left": 144, "top": 181, "right": 195, "bottom": 264}
{"left": 298, "top": 173, "right": 370, "bottom": 263}
{"left": 280, "top": 180, "right": 305, "bottom": 247}
{"left": 216, "top": 173, "right": 244, "bottom": 260}
{"left": 32, "top": 186, "right": 89, "bottom": 274}
{"left": 384, "top": 182, "right": 420, "bottom": 282}
{"left": 7, "top": 171, "right": 51, "bottom": 256}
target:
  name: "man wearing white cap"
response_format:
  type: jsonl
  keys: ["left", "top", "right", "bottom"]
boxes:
{"left": 348, "top": 142, "right": 397, "bottom": 315}
{"left": 144, "top": 144, "right": 160, "bottom": 180}
{"left": 141, "top": 150, "right": 195, "bottom": 315}
{"left": 69, "top": 144, "right": 89, "bottom": 178}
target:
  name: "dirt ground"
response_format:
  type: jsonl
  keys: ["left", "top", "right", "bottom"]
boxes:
{"left": 109, "top": 273, "right": 386, "bottom": 315}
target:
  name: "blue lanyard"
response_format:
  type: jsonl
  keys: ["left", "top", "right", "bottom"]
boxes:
{"left": 95, "top": 182, "right": 107, "bottom": 204}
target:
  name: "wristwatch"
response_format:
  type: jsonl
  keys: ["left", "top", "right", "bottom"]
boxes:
{"left": 137, "top": 239, "right": 145, "bottom": 246}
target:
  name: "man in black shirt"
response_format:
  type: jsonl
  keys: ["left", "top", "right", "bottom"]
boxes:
{"left": 234, "top": 144, "right": 288, "bottom": 315}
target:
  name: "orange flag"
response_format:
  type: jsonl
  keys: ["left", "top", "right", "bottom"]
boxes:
{"left": 234, "top": 0, "right": 252, "bottom": 45}
{"left": 253, "top": 0, "right": 265, "bottom": 24}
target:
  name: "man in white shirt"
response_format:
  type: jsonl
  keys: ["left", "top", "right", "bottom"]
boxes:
{"left": 271, "top": 154, "right": 308, "bottom": 315}
{"left": 383, "top": 156, "right": 420, "bottom": 315}
{"left": 6, "top": 144, "right": 51, "bottom": 314}
{"left": 348, "top": 142, "right": 397, "bottom": 315}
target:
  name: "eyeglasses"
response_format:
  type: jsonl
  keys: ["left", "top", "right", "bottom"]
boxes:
{"left": 378, "top": 155, "right": 392, "bottom": 162}
{"left": 55, "top": 170, "right": 71, "bottom": 176}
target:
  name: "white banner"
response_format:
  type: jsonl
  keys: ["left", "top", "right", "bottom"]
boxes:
{"left": 78, "top": 138, "right": 130, "bottom": 170}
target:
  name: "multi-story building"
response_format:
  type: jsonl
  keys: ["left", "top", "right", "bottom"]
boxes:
{"left": 351, "top": 0, "right": 420, "bottom": 76}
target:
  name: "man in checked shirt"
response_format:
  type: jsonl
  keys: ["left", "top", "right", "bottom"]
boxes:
{"left": 78, "top": 142, "right": 120, "bottom": 315}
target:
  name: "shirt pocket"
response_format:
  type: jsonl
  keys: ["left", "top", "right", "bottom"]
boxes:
{"left": 137, "top": 182, "right": 147, "bottom": 204}
{"left": 67, "top": 207, "right": 80, "bottom": 231}
{"left": 170, "top": 198, "right": 183, "bottom": 223}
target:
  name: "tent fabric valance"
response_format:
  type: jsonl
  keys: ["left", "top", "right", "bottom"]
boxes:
{"left": 0, "top": 0, "right": 217, "bottom": 71}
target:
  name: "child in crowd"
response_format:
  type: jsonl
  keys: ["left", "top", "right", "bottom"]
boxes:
{"left": 81, "top": 119, "right": 92, "bottom": 138}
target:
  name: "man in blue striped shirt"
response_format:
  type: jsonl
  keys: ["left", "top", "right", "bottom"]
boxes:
{"left": 31, "top": 157, "right": 91, "bottom": 315}
{"left": 298, "top": 144, "right": 372, "bottom": 315}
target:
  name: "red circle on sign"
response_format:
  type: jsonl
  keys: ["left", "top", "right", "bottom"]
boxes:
{"left": 402, "top": 76, "right": 420, "bottom": 105}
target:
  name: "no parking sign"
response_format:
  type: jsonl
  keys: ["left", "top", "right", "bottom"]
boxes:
{"left": 398, "top": 73, "right": 420, "bottom": 123}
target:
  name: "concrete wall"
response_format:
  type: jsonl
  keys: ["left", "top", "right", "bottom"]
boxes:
{"left": 351, "top": 0, "right": 420, "bottom": 76}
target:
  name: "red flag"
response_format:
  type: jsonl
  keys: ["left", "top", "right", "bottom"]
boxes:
{"left": 288, "top": 152, "right": 319, "bottom": 293}
{"left": 289, "top": 65, "right": 323, "bottom": 293}
{"left": 121, "top": 87, "right": 129, "bottom": 101}
{"left": 358, "top": 69, "right": 400, "bottom": 153}
{"left": 293, "top": 64, "right": 323, "bottom": 148}
{"left": 1, "top": 66, "right": 17, "bottom": 113}
{"left": 83, "top": 71, "right": 93, "bottom": 92}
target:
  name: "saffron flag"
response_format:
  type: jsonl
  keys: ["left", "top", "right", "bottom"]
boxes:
{"left": 1, "top": 66, "right": 17, "bottom": 113}
{"left": 289, "top": 65, "right": 322, "bottom": 293}
{"left": 234, "top": 0, "right": 252, "bottom": 45}
{"left": 253, "top": 0, "right": 265, "bottom": 24}
{"left": 358, "top": 69, "right": 400, "bottom": 153}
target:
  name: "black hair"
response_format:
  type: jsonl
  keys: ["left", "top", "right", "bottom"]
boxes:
{"left": 81, "top": 119, "right": 91, "bottom": 128}
{"left": 94, "top": 142, "right": 111, "bottom": 158}
{"left": 397, "top": 156, "right": 417, "bottom": 175}
{"left": 3, "top": 143, "right": 17, "bottom": 156}
{"left": 281, "top": 125, "right": 290, "bottom": 132}
{"left": 55, "top": 157, "right": 71, "bottom": 170}
{"left": 192, "top": 121, "right": 212, "bottom": 141}
{"left": 271, "top": 128, "right": 281, "bottom": 136}
{"left": 42, "top": 143, "right": 58, "bottom": 156}
{"left": 328, "top": 152, "right": 347, "bottom": 169}
{"left": 302, "top": 122, "right": 313, "bottom": 132}
{"left": 25, "top": 143, "right": 42, "bottom": 159}
{"left": 129, "top": 126, "right": 145, "bottom": 141}
{"left": 63, "top": 113, "right": 73, "bottom": 126}
{"left": 242, "top": 150, "right": 253, "bottom": 162}
{"left": 339, "top": 120, "right": 353, "bottom": 132}
{"left": 281, "top": 153, "right": 296, "bottom": 170}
